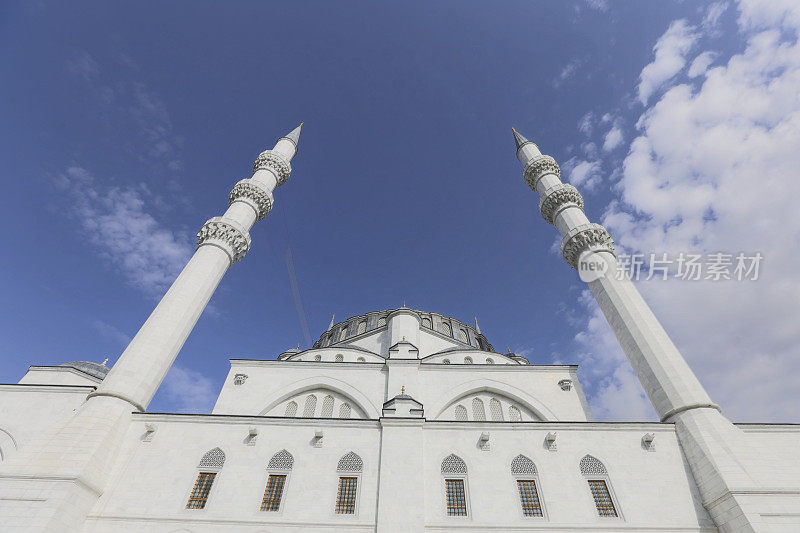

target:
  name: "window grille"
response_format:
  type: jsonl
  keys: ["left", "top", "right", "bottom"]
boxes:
{"left": 579, "top": 455, "right": 607, "bottom": 475}
{"left": 422, "top": 317, "right": 432, "bottom": 328}
{"left": 445, "top": 479, "right": 467, "bottom": 516}
{"left": 454, "top": 405, "right": 468, "bottom": 421}
{"left": 442, "top": 359, "right": 450, "bottom": 364}
{"left": 378, "top": 317, "right": 386, "bottom": 327}
{"left": 472, "top": 398, "right": 485, "bottom": 421}
{"left": 339, "top": 403, "right": 352, "bottom": 419}
{"left": 198, "top": 447, "right": 225, "bottom": 469}
{"left": 459, "top": 328, "right": 468, "bottom": 342}
{"left": 314, "top": 354, "right": 321, "bottom": 361}
{"left": 267, "top": 449, "right": 294, "bottom": 471}
{"left": 510, "top": 454, "right": 537, "bottom": 475}
{"left": 303, "top": 395, "right": 317, "bottom": 417}
{"left": 489, "top": 398, "right": 504, "bottom": 421}
{"left": 442, "top": 323, "right": 452, "bottom": 336}
{"left": 509, "top": 405, "right": 522, "bottom": 421}
{"left": 321, "top": 395, "right": 334, "bottom": 417}
{"left": 339, "top": 328, "right": 347, "bottom": 341}
{"left": 486, "top": 358, "right": 494, "bottom": 364}
{"left": 588, "top": 480, "right": 617, "bottom": 517}
{"left": 335, "top": 477, "right": 358, "bottom": 514}
{"left": 357, "top": 321, "right": 366, "bottom": 335}
{"left": 186, "top": 472, "right": 216, "bottom": 509}
{"left": 284, "top": 401, "right": 298, "bottom": 417}
{"left": 357, "top": 357, "right": 365, "bottom": 362}
{"left": 517, "top": 480, "right": 543, "bottom": 517}
{"left": 464, "top": 356, "right": 473, "bottom": 364}
{"left": 337, "top": 452, "right": 363, "bottom": 472}
{"left": 335, "top": 354, "right": 344, "bottom": 362}
{"left": 260, "top": 474, "right": 286, "bottom": 511}
{"left": 441, "top": 454, "right": 467, "bottom": 474}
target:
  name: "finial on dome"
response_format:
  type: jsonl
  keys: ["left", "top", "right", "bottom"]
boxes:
{"left": 101, "top": 358, "right": 109, "bottom": 366}
{"left": 402, "top": 300, "right": 406, "bottom": 308}
{"left": 401, "top": 385, "right": 405, "bottom": 395}
{"left": 296, "top": 343, "right": 300, "bottom": 350}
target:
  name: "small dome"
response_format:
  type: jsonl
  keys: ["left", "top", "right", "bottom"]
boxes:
{"left": 59, "top": 361, "right": 110, "bottom": 380}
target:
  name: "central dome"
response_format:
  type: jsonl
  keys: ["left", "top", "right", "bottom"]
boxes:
{"left": 312, "top": 308, "right": 494, "bottom": 352}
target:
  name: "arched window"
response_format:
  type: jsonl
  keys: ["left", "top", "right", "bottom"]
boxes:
{"left": 422, "top": 317, "right": 432, "bottom": 328}
{"left": 489, "top": 398, "right": 504, "bottom": 421}
{"left": 186, "top": 448, "right": 225, "bottom": 509}
{"left": 357, "top": 321, "right": 366, "bottom": 335}
{"left": 284, "top": 401, "right": 298, "bottom": 417}
{"left": 335, "top": 354, "right": 344, "bottom": 362}
{"left": 511, "top": 455, "right": 543, "bottom": 517}
{"left": 442, "top": 358, "right": 451, "bottom": 364}
{"left": 357, "top": 357, "right": 365, "bottom": 362}
{"left": 580, "top": 455, "right": 618, "bottom": 517}
{"left": 321, "top": 395, "right": 335, "bottom": 417}
{"left": 509, "top": 405, "right": 522, "bottom": 422}
{"left": 441, "top": 323, "right": 452, "bottom": 336}
{"left": 339, "top": 403, "right": 352, "bottom": 419}
{"left": 377, "top": 317, "right": 387, "bottom": 327}
{"left": 472, "top": 398, "right": 485, "bottom": 421}
{"left": 486, "top": 358, "right": 494, "bottom": 364}
{"left": 459, "top": 328, "right": 468, "bottom": 342}
{"left": 314, "top": 354, "right": 321, "bottom": 361}
{"left": 464, "top": 356, "right": 473, "bottom": 364}
{"left": 339, "top": 328, "right": 348, "bottom": 341}
{"left": 303, "top": 395, "right": 317, "bottom": 417}
{"left": 262, "top": 450, "right": 293, "bottom": 512}
{"left": 454, "top": 405, "right": 468, "bottom": 421}
{"left": 441, "top": 454, "right": 468, "bottom": 517}
{"left": 335, "top": 452, "right": 363, "bottom": 515}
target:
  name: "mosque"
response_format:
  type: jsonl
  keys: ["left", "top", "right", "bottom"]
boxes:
{"left": 0, "top": 125, "right": 798, "bottom": 532}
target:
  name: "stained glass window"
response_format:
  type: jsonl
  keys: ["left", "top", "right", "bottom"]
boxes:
{"left": 517, "top": 480, "right": 543, "bottom": 517}
{"left": 335, "top": 477, "right": 358, "bottom": 514}
{"left": 260, "top": 474, "right": 286, "bottom": 511}
{"left": 445, "top": 479, "right": 467, "bottom": 516}
{"left": 186, "top": 472, "right": 216, "bottom": 509}
{"left": 588, "top": 480, "right": 617, "bottom": 517}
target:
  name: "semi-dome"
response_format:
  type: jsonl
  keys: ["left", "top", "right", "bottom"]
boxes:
{"left": 59, "top": 361, "right": 110, "bottom": 380}
{"left": 313, "top": 308, "right": 494, "bottom": 352}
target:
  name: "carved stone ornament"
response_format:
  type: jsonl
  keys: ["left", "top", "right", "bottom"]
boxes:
{"left": 197, "top": 216, "right": 251, "bottom": 264}
{"left": 229, "top": 179, "right": 274, "bottom": 221}
{"left": 523, "top": 155, "right": 560, "bottom": 191}
{"left": 539, "top": 183, "right": 584, "bottom": 225}
{"left": 253, "top": 150, "right": 291, "bottom": 187}
{"left": 560, "top": 223, "right": 615, "bottom": 269}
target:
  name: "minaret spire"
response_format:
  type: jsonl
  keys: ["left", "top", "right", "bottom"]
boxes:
{"left": 511, "top": 127, "right": 769, "bottom": 531}
{"left": 328, "top": 313, "right": 336, "bottom": 331}
{"left": 0, "top": 124, "right": 306, "bottom": 532}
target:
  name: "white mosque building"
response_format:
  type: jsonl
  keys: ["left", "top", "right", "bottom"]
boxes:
{"left": 0, "top": 125, "right": 798, "bottom": 532}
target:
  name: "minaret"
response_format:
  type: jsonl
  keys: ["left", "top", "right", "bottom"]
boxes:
{"left": 88, "top": 123, "right": 303, "bottom": 411}
{"left": 511, "top": 128, "right": 782, "bottom": 532}
{"left": 0, "top": 125, "right": 303, "bottom": 532}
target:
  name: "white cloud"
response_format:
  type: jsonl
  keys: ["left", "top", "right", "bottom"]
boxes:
{"left": 579, "top": 0, "right": 800, "bottom": 422}
{"left": 586, "top": 0, "right": 608, "bottom": 12}
{"left": 162, "top": 364, "right": 217, "bottom": 413}
{"left": 602, "top": 124, "right": 624, "bottom": 151}
{"left": 687, "top": 51, "right": 718, "bottom": 77}
{"left": 578, "top": 112, "right": 594, "bottom": 135}
{"left": 637, "top": 20, "right": 698, "bottom": 104}
{"left": 702, "top": 1, "right": 728, "bottom": 32}
{"left": 563, "top": 157, "right": 602, "bottom": 190}
{"left": 56, "top": 166, "right": 193, "bottom": 296}
{"left": 555, "top": 58, "right": 583, "bottom": 88}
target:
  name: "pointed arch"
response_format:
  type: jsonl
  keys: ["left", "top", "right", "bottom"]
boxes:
{"left": 429, "top": 378, "right": 558, "bottom": 421}
{"left": 337, "top": 451, "right": 363, "bottom": 472}
{"left": 489, "top": 397, "right": 504, "bottom": 420}
{"left": 339, "top": 403, "right": 351, "bottom": 419}
{"left": 198, "top": 447, "right": 225, "bottom": 469}
{"left": 580, "top": 454, "right": 607, "bottom": 475}
{"left": 508, "top": 405, "right": 521, "bottom": 421}
{"left": 258, "top": 376, "right": 381, "bottom": 419}
{"left": 267, "top": 449, "right": 294, "bottom": 471}
{"left": 454, "top": 405, "right": 467, "bottom": 421}
{"left": 441, "top": 453, "right": 467, "bottom": 474}
{"left": 321, "top": 395, "right": 335, "bottom": 417}
{"left": 284, "top": 401, "right": 298, "bottom": 417}
{"left": 510, "top": 454, "right": 537, "bottom": 475}
{"left": 303, "top": 395, "right": 318, "bottom": 417}
{"left": 472, "top": 398, "right": 486, "bottom": 420}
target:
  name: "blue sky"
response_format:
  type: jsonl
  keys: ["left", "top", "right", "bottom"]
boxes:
{"left": 2, "top": 1, "right": 798, "bottom": 421}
